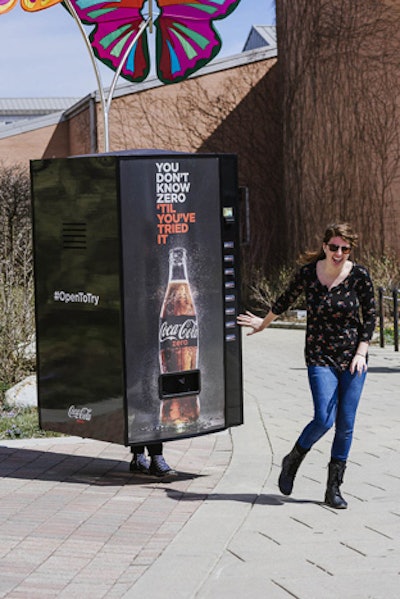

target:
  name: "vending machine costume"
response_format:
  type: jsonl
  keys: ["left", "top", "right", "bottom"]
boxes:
{"left": 31, "top": 151, "right": 243, "bottom": 446}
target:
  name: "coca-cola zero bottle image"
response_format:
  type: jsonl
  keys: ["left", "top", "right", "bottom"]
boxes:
{"left": 159, "top": 247, "right": 200, "bottom": 428}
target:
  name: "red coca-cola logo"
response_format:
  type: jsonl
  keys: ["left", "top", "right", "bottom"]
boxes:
{"left": 159, "top": 317, "right": 198, "bottom": 344}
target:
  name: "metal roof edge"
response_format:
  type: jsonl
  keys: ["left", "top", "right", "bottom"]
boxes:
{"left": 0, "top": 97, "right": 80, "bottom": 112}
{"left": 0, "top": 45, "right": 278, "bottom": 138}
{"left": 102, "top": 45, "right": 278, "bottom": 101}
{"left": 63, "top": 93, "right": 95, "bottom": 118}
{"left": 0, "top": 110, "right": 66, "bottom": 139}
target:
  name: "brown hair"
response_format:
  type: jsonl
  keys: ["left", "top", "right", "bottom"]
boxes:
{"left": 298, "top": 222, "right": 359, "bottom": 265}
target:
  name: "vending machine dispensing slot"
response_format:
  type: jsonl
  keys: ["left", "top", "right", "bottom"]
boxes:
{"left": 158, "top": 369, "right": 201, "bottom": 399}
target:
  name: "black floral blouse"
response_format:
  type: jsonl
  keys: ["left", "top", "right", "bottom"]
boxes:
{"left": 271, "top": 261, "right": 376, "bottom": 371}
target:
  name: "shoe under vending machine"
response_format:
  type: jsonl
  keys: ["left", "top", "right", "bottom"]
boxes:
{"left": 30, "top": 151, "right": 243, "bottom": 446}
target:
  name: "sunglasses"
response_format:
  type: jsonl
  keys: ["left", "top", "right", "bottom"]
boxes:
{"left": 326, "top": 243, "right": 352, "bottom": 254}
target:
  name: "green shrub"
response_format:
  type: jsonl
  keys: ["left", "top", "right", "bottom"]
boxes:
{"left": 247, "top": 264, "right": 305, "bottom": 316}
{"left": 362, "top": 251, "right": 400, "bottom": 291}
{"left": 247, "top": 253, "right": 400, "bottom": 323}
{"left": 0, "top": 163, "right": 35, "bottom": 404}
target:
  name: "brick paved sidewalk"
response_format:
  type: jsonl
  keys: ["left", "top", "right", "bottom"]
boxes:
{"left": 0, "top": 329, "right": 399, "bottom": 598}
{"left": 127, "top": 330, "right": 400, "bottom": 599}
{"left": 0, "top": 430, "right": 231, "bottom": 598}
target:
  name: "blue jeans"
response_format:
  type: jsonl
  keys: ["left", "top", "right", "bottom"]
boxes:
{"left": 297, "top": 366, "right": 367, "bottom": 461}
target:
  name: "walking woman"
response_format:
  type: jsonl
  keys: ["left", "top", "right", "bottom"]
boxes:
{"left": 237, "top": 223, "right": 376, "bottom": 509}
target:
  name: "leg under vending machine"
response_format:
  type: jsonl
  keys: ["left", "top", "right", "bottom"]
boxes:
{"left": 31, "top": 151, "right": 243, "bottom": 447}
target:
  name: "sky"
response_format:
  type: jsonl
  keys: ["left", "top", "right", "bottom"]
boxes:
{"left": 0, "top": 0, "right": 276, "bottom": 98}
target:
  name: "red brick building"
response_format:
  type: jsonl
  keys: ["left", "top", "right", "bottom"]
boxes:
{"left": 2, "top": 7, "right": 400, "bottom": 276}
{"left": 0, "top": 38, "right": 283, "bottom": 281}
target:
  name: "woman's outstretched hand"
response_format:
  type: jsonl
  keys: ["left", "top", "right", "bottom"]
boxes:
{"left": 237, "top": 310, "right": 265, "bottom": 335}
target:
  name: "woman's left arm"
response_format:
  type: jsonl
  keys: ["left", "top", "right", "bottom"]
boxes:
{"left": 350, "top": 268, "right": 377, "bottom": 375}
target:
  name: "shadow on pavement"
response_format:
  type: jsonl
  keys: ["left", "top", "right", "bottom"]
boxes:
{"left": 160, "top": 487, "right": 320, "bottom": 506}
{"left": 367, "top": 366, "right": 400, "bottom": 373}
{"left": 0, "top": 446, "right": 201, "bottom": 485}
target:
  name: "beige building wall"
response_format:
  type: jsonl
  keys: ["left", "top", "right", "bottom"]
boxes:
{"left": 97, "top": 60, "right": 274, "bottom": 152}
{"left": 68, "top": 102, "right": 95, "bottom": 157}
{"left": 0, "top": 120, "right": 70, "bottom": 166}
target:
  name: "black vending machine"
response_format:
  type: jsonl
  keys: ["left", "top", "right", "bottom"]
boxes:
{"left": 30, "top": 151, "right": 243, "bottom": 446}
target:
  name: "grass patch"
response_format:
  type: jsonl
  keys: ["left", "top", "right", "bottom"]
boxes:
{"left": 382, "top": 325, "right": 396, "bottom": 346}
{"left": 0, "top": 406, "right": 63, "bottom": 440}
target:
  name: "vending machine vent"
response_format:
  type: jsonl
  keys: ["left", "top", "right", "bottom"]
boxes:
{"left": 62, "top": 222, "right": 87, "bottom": 250}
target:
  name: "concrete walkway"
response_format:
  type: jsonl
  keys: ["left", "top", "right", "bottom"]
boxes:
{"left": 0, "top": 329, "right": 399, "bottom": 598}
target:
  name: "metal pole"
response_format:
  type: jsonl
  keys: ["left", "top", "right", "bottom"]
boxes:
{"left": 64, "top": 0, "right": 107, "bottom": 153}
{"left": 378, "top": 287, "right": 384, "bottom": 348}
{"left": 63, "top": 2, "right": 152, "bottom": 153}
{"left": 149, "top": 0, "right": 153, "bottom": 33}
{"left": 393, "top": 288, "right": 399, "bottom": 352}
{"left": 103, "top": 17, "right": 151, "bottom": 151}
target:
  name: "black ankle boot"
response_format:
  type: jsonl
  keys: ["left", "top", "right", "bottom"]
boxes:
{"left": 278, "top": 444, "right": 308, "bottom": 496}
{"left": 325, "top": 460, "right": 348, "bottom": 509}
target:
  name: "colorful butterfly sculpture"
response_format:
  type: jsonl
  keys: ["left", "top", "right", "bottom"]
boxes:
{"left": 0, "top": 0, "right": 60, "bottom": 13}
{"left": 0, "top": 0, "right": 241, "bottom": 85}
{"left": 66, "top": 0, "right": 242, "bottom": 84}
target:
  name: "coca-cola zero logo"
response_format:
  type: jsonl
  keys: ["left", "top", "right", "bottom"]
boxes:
{"left": 159, "top": 317, "right": 198, "bottom": 344}
{"left": 68, "top": 405, "right": 93, "bottom": 422}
